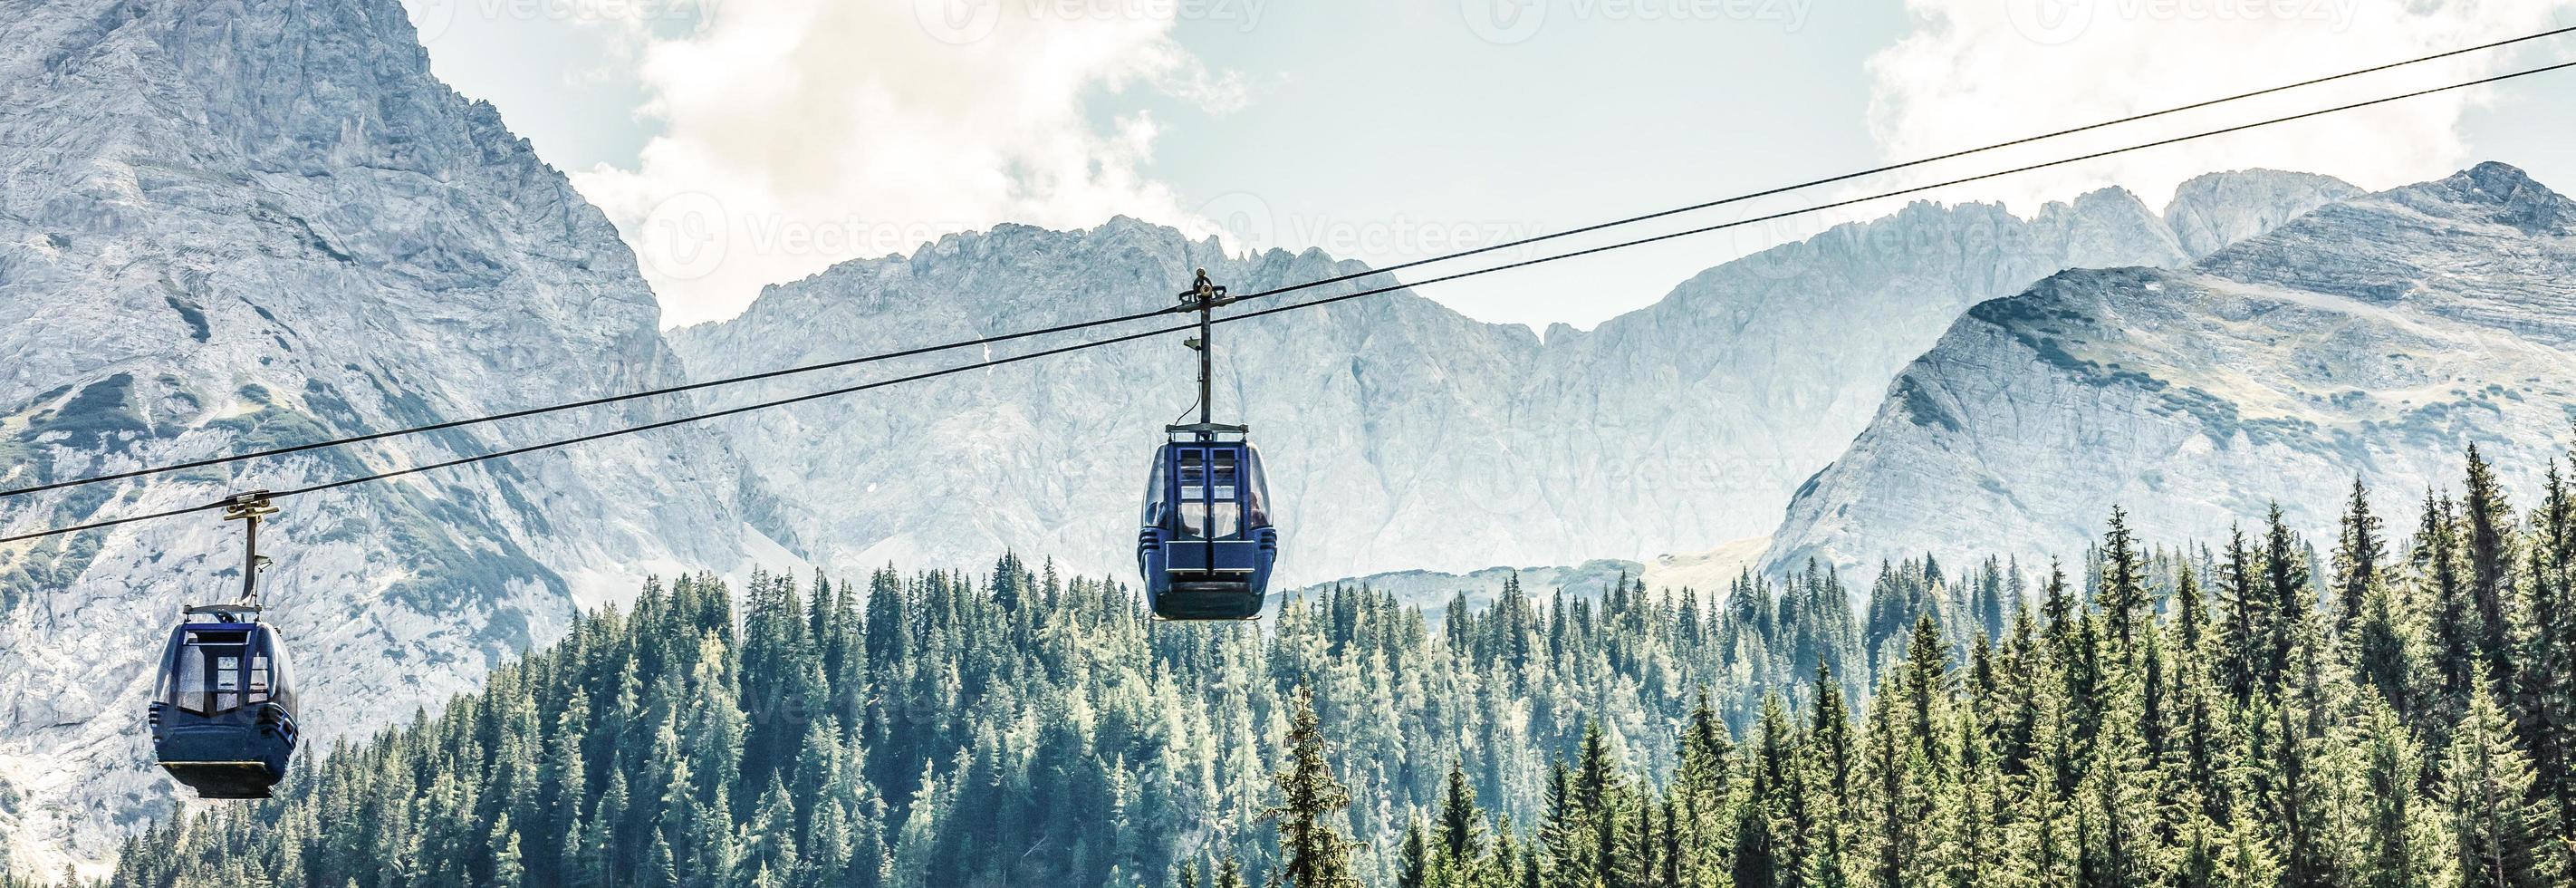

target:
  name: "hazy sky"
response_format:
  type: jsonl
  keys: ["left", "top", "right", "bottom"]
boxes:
{"left": 401, "top": 0, "right": 2576, "bottom": 330}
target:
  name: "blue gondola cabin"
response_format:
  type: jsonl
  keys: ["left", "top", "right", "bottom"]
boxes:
{"left": 1138, "top": 434, "right": 1278, "bottom": 620}
{"left": 148, "top": 611, "right": 299, "bottom": 799}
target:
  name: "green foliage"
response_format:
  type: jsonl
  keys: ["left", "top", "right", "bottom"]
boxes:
{"left": 102, "top": 441, "right": 2576, "bottom": 888}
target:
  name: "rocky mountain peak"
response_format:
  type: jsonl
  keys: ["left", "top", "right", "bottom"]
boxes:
{"left": 2162, "top": 169, "right": 2363, "bottom": 258}
{"left": 0, "top": 0, "right": 762, "bottom": 868}
{"left": 2423, "top": 160, "right": 2571, "bottom": 234}
{"left": 675, "top": 165, "right": 2365, "bottom": 586}
{"left": 1764, "top": 163, "right": 2576, "bottom": 583}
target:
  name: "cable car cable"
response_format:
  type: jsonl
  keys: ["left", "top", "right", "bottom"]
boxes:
{"left": 1197, "top": 24, "right": 2576, "bottom": 309}
{"left": 0, "top": 305, "right": 1182, "bottom": 501}
{"left": 2, "top": 24, "right": 2566, "bottom": 504}
{"left": 0, "top": 319, "right": 1193, "bottom": 545}
{"left": 4, "top": 55, "right": 2572, "bottom": 545}
{"left": 1211, "top": 57, "right": 2576, "bottom": 324}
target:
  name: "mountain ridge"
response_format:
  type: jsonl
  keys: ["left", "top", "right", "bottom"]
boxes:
{"left": 0, "top": 0, "right": 2438, "bottom": 870}
{"left": 1764, "top": 161, "right": 2576, "bottom": 580}
{"left": 0, "top": 0, "right": 776, "bottom": 868}
{"left": 670, "top": 170, "right": 2357, "bottom": 584}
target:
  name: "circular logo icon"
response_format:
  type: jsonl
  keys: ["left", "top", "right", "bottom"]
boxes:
{"left": 2004, "top": 0, "right": 2094, "bottom": 46}
{"left": 916, "top": 0, "right": 1003, "bottom": 45}
{"left": 1197, "top": 191, "right": 1278, "bottom": 256}
{"left": 1463, "top": 0, "right": 1547, "bottom": 45}
{"left": 1456, "top": 446, "right": 1547, "bottom": 519}
{"left": 408, "top": 0, "right": 460, "bottom": 43}
{"left": 638, "top": 191, "right": 729, "bottom": 283}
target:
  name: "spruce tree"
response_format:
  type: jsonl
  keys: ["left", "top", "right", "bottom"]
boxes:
{"left": 1733, "top": 696, "right": 1791, "bottom": 888}
{"left": 2463, "top": 445, "right": 2519, "bottom": 686}
{"left": 2514, "top": 456, "right": 2576, "bottom": 880}
{"left": 1856, "top": 671, "right": 1923, "bottom": 888}
{"left": 1265, "top": 688, "right": 1362, "bottom": 888}
{"left": 1431, "top": 759, "right": 1485, "bottom": 874}
{"left": 2421, "top": 491, "right": 2481, "bottom": 729}
{"left": 2098, "top": 507, "right": 2151, "bottom": 663}
{"left": 2354, "top": 577, "right": 2417, "bottom": 718}
{"left": 2263, "top": 504, "right": 2312, "bottom": 693}
{"left": 2216, "top": 528, "right": 2269, "bottom": 702}
{"left": 2358, "top": 700, "right": 2448, "bottom": 888}
{"left": 1399, "top": 816, "right": 1431, "bottom": 888}
{"left": 2337, "top": 476, "right": 2388, "bottom": 636}
{"left": 2444, "top": 690, "right": 2556, "bottom": 888}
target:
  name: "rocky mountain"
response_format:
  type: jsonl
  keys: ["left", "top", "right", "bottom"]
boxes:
{"left": 670, "top": 172, "right": 2355, "bottom": 585}
{"left": 0, "top": 0, "right": 2389, "bottom": 870}
{"left": 1764, "top": 163, "right": 2576, "bottom": 579}
{"left": 0, "top": 0, "right": 772, "bottom": 868}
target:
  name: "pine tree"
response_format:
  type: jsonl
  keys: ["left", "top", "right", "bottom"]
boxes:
{"left": 2220, "top": 801, "right": 2283, "bottom": 888}
{"left": 2216, "top": 528, "right": 2270, "bottom": 702}
{"left": 2514, "top": 455, "right": 2576, "bottom": 882}
{"left": 1543, "top": 762, "right": 1591, "bottom": 888}
{"left": 2244, "top": 694, "right": 2339, "bottom": 888}
{"left": 2174, "top": 813, "right": 2224, "bottom": 888}
{"left": 1570, "top": 721, "right": 1630, "bottom": 888}
{"left": 1400, "top": 816, "right": 1431, "bottom": 888}
{"left": 2445, "top": 690, "right": 2556, "bottom": 888}
{"left": 1733, "top": 696, "right": 1791, "bottom": 888}
{"left": 2354, "top": 575, "right": 2417, "bottom": 718}
{"left": 2099, "top": 507, "right": 2152, "bottom": 663}
{"left": 1856, "top": 670, "right": 1925, "bottom": 888}
{"left": 2422, "top": 491, "right": 2482, "bottom": 729}
{"left": 489, "top": 811, "right": 525, "bottom": 888}
{"left": 2463, "top": 445, "right": 2520, "bottom": 687}
{"left": 2358, "top": 700, "right": 2447, "bottom": 888}
{"left": 2338, "top": 476, "right": 2389, "bottom": 636}
{"left": 1265, "top": 688, "right": 1362, "bottom": 888}
{"left": 2263, "top": 504, "right": 2312, "bottom": 695}
{"left": 1436, "top": 759, "right": 1485, "bottom": 871}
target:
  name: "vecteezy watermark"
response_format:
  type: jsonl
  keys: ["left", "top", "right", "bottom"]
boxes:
{"left": 1706, "top": 195, "right": 2147, "bottom": 285}
{"left": 637, "top": 191, "right": 730, "bottom": 282}
{"left": 913, "top": 0, "right": 1268, "bottom": 45}
{"left": 408, "top": 0, "right": 715, "bottom": 43}
{"left": 1196, "top": 191, "right": 1550, "bottom": 265}
{"left": 1458, "top": 451, "right": 1806, "bottom": 519}
{"left": 631, "top": 191, "right": 976, "bottom": 283}
{"left": 2003, "top": 0, "right": 2360, "bottom": 46}
{"left": 1462, "top": 0, "right": 1813, "bottom": 45}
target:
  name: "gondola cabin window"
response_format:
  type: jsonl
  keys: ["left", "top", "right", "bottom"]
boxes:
{"left": 215, "top": 655, "right": 239, "bottom": 712}
{"left": 1177, "top": 449, "right": 1243, "bottom": 538}
{"left": 171, "top": 646, "right": 207, "bottom": 713}
{"left": 162, "top": 629, "right": 261, "bottom": 715}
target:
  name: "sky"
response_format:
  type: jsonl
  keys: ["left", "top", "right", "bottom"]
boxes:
{"left": 399, "top": 0, "right": 2576, "bottom": 331}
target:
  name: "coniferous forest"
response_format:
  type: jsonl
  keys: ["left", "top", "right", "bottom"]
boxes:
{"left": 89, "top": 441, "right": 2576, "bottom": 888}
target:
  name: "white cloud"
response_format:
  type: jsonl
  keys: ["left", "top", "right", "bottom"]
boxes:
{"left": 572, "top": 0, "right": 1245, "bottom": 327}
{"left": 1863, "top": 0, "right": 2576, "bottom": 215}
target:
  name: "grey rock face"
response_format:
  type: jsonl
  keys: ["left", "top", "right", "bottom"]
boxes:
{"left": 0, "top": 0, "right": 2376, "bottom": 867}
{"left": 672, "top": 175, "right": 2353, "bottom": 586}
{"left": 1764, "top": 163, "right": 2576, "bottom": 581}
{"left": 2165, "top": 169, "right": 2365, "bottom": 259}
{"left": 0, "top": 0, "right": 761, "bottom": 865}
